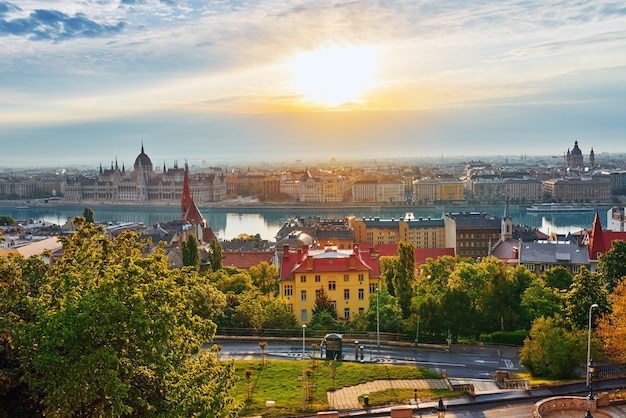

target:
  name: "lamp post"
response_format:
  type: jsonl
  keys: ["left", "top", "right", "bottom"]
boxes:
{"left": 584, "top": 409, "right": 594, "bottom": 418}
{"left": 587, "top": 303, "right": 599, "bottom": 388}
{"left": 376, "top": 287, "right": 380, "bottom": 357}
{"left": 588, "top": 359, "right": 596, "bottom": 400}
{"left": 301, "top": 324, "right": 306, "bottom": 412}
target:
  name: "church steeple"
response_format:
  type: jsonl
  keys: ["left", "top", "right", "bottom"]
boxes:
{"left": 501, "top": 201, "right": 513, "bottom": 241}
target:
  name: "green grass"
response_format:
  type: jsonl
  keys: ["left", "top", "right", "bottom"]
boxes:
{"left": 358, "top": 388, "right": 463, "bottom": 408}
{"left": 232, "top": 358, "right": 442, "bottom": 417}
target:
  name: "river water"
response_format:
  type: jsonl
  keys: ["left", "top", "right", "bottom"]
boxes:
{"left": 0, "top": 203, "right": 610, "bottom": 241}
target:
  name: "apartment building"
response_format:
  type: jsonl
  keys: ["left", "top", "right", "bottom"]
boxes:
{"left": 413, "top": 178, "right": 464, "bottom": 204}
{"left": 443, "top": 212, "right": 501, "bottom": 259}
{"left": 542, "top": 177, "right": 611, "bottom": 202}
{"left": 350, "top": 216, "right": 445, "bottom": 249}
{"left": 279, "top": 244, "right": 380, "bottom": 324}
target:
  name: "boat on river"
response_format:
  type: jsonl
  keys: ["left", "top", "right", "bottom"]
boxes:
{"left": 526, "top": 203, "right": 596, "bottom": 213}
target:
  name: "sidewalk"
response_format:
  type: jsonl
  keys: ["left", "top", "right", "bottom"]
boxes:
{"left": 327, "top": 378, "right": 450, "bottom": 410}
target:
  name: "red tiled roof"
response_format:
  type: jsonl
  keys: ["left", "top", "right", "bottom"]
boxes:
{"left": 280, "top": 245, "right": 380, "bottom": 281}
{"left": 359, "top": 243, "right": 455, "bottom": 264}
{"left": 222, "top": 251, "right": 274, "bottom": 269}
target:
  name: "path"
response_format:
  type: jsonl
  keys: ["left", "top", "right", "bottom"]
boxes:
{"left": 327, "top": 379, "right": 449, "bottom": 410}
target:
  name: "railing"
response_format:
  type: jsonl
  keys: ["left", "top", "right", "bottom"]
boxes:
{"left": 215, "top": 328, "right": 446, "bottom": 345}
{"left": 596, "top": 363, "right": 626, "bottom": 379}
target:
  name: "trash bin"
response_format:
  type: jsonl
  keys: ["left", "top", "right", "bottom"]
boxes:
{"left": 364, "top": 396, "right": 369, "bottom": 407}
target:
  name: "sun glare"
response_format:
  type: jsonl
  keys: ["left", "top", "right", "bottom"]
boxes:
{"left": 288, "top": 45, "right": 377, "bottom": 107}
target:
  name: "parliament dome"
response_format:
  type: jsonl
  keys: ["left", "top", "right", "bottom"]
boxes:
{"left": 134, "top": 144, "right": 153, "bottom": 171}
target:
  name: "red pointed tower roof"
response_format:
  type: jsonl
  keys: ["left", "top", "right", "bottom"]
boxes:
{"left": 181, "top": 164, "right": 205, "bottom": 225}
{"left": 181, "top": 162, "right": 192, "bottom": 219}
{"left": 588, "top": 210, "right": 626, "bottom": 261}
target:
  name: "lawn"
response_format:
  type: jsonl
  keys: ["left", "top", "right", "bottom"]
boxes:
{"left": 231, "top": 357, "right": 445, "bottom": 417}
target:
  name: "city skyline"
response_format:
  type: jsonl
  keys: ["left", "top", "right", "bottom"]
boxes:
{"left": 2, "top": 1, "right": 626, "bottom": 167}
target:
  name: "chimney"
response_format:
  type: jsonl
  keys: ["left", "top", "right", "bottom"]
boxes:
{"left": 283, "top": 244, "right": 290, "bottom": 257}
{"left": 307, "top": 255, "right": 314, "bottom": 270}
{"left": 349, "top": 253, "right": 356, "bottom": 269}
{"left": 353, "top": 243, "right": 359, "bottom": 255}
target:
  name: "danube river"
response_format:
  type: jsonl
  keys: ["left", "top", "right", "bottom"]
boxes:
{"left": 0, "top": 202, "right": 611, "bottom": 241}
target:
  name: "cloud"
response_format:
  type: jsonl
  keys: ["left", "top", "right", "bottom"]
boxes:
{"left": 0, "top": 3, "right": 126, "bottom": 40}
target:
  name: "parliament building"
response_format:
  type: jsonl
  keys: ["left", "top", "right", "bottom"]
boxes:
{"left": 61, "top": 145, "right": 226, "bottom": 204}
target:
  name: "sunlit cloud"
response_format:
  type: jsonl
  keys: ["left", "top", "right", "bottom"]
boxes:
{"left": 3, "top": 1, "right": 626, "bottom": 164}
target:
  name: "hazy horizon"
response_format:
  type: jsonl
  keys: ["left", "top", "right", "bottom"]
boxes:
{"left": 3, "top": 1, "right": 626, "bottom": 167}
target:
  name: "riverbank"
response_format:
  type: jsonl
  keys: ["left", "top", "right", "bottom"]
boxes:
{"left": 3, "top": 198, "right": 524, "bottom": 213}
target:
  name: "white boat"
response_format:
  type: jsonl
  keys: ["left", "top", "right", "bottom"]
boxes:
{"left": 526, "top": 203, "right": 595, "bottom": 213}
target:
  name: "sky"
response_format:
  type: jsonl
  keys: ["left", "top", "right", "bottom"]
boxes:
{"left": 2, "top": 0, "right": 626, "bottom": 168}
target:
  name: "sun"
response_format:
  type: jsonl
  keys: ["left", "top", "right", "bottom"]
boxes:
{"left": 288, "top": 45, "right": 377, "bottom": 107}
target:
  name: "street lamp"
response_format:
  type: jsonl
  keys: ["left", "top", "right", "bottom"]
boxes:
{"left": 584, "top": 409, "right": 594, "bottom": 418}
{"left": 587, "top": 303, "right": 599, "bottom": 388}
{"left": 588, "top": 359, "right": 596, "bottom": 400}
{"left": 302, "top": 324, "right": 306, "bottom": 412}
{"left": 435, "top": 398, "right": 447, "bottom": 418}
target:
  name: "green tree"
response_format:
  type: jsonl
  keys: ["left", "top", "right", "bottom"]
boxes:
{"left": 82, "top": 206, "right": 95, "bottom": 223}
{"left": 361, "top": 289, "right": 404, "bottom": 334}
{"left": 0, "top": 215, "right": 15, "bottom": 226}
{"left": 249, "top": 261, "right": 279, "bottom": 296}
{"left": 309, "top": 311, "right": 343, "bottom": 333}
{"left": 394, "top": 242, "right": 416, "bottom": 318}
{"left": 520, "top": 315, "right": 588, "bottom": 379}
{"left": 7, "top": 219, "right": 238, "bottom": 417}
{"left": 232, "top": 291, "right": 264, "bottom": 331}
{"left": 188, "top": 277, "right": 228, "bottom": 321}
{"left": 521, "top": 278, "right": 565, "bottom": 326}
{"left": 598, "top": 240, "right": 626, "bottom": 293}
{"left": 312, "top": 287, "right": 337, "bottom": 319}
{"left": 182, "top": 233, "right": 200, "bottom": 270}
{"left": 210, "top": 268, "right": 255, "bottom": 295}
{"left": 541, "top": 266, "right": 573, "bottom": 291}
{"left": 0, "top": 253, "right": 48, "bottom": 416}
{"left": 262, "top": 297, "right": 298, "bottom": 329}
{"left": 566, "top": 267, "right": 608, "bottom": 329}
{"left": 378, "top": 256, "right": 398, "bottom": 296}
{"left": 207, "top": 239, "right": 223, "bottom": 272}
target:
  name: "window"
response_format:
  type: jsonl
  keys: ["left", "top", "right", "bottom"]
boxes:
{"left": 328, "top": 281, "right": 336, "bottom": 291}
{"left": 315, "top": 288, "right": 323, "bottom": 298}
{"left": 344, "top": 289, "right": 350, "bottom": 300}
{"left": 358, "top": 307, "right": 364, "bottom": 315}
{"left": 369, "top": 283, "right": 377, "bottom": 293}
{"left": 358, "top": 274, "right": 364, "bottom": 281}
{"left": 344, "top": 274, "right": 349, "bottom": 282}
{"left": 300, "top": 275, "right": 306, "bottom": 283}
{"left": 315, "top": 275, "right": 321, "bottom": 282}
{"left": 524, "top": 264, "right": 535, "bottom": 271}
{"left": 358, "top": 288, "right": 364, "bottom": 300}
{"left": 301, "top": 309, "right": 308, "bottom": 321}
{"left": 284, "top": 285, "right": 293, "bottom": 296}
{"left": 344, "top": 308, "right": 350, "bottom": 320}
{"left": 301, "top": 290, "right": 307, "bottom": 301}
{"left": 572, "top": 265, "right": 580, "bottom": 274}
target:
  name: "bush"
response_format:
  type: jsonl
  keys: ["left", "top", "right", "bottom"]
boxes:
{"left": 480, "top": 330, "right": 528, "bottom": 346}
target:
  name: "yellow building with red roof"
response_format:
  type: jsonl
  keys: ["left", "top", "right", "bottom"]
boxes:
{"left": 279, "top": 244, "right": 380, "bottom": 324}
